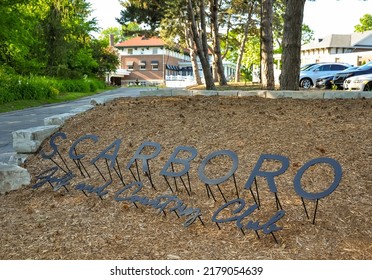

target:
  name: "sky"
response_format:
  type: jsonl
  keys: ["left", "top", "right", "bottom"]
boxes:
{"left": 87, "top": 0, "right": 372, "bottom": 40}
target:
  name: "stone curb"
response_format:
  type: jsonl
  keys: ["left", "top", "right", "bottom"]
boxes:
{"left": 12, "top": 125, "right": 60, "bottom": 154}
{"left": 139, "top": 89, "right": 372, "bottom": 99}
{"left": 44, "top": 113, "right": 76, "bottom": 126}
{"left": 0, "top": 163, "right": 31, "bottom": 194}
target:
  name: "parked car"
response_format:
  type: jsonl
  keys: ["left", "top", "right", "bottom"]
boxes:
{"left": 315, "top": 66, "right": 359, "bottom": 89}
{"left": 299, "top": 63, "right": 351, "bottom": 89}
{"left": 315, "top": 75, "right": 334, "bottom": 89}
{"left": 343, "top": 73, "right": 372, "bottom": 91}
{"left": 332, "top": 62, "right": 372, "bottom": 89}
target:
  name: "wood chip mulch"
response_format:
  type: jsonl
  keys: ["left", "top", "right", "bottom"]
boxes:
{"left": 1, "top": 95, "right": 371, "bottom": 260}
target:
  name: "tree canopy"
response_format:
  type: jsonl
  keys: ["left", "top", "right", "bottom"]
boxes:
{"left": 354, "top": 14, "right": 372, "bottom": 32}
{"left": 0, "top": 0, "right": 119, "bottom": 78}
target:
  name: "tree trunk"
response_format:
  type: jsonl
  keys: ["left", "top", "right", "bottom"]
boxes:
{"left": 199, "top": 0, "right": 209, "bottom": 60}
{"left": 235, "top": 1, "right": 256, "bottom": 82}
{"left": 261, "top": 0, "right": 275, "bottom": 90}
{"left": 235, "top": 20, "right": 249, "bottom": 83}
{"left": 185, "top": 28, "right": 202, "bottom": 85}
{"left": 187, "top": 0, "right": 216, "bottom": 90}
{"left": 210, "top": 0, "right": 227, "bottom": 86}
{"left": 280, "top": 0, "right": 306, "bottom": 90}
{"left": 190, "top": 47, "right": 202, "bottom": 85}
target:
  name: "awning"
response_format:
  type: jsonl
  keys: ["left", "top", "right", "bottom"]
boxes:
{"left": 139, "top": 61, "right": 146, "bottom": 66}
{"left": 126, "top": 61, "right": 134, "bottom": 66}
{"left": 151, "top": 60, "right": 159, "bottom": 65}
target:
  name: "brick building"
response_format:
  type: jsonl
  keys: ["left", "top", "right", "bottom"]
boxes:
{"left": 113, "top": 36, "right": 236, "bottom": 87}
{"left": 114, "top": 36, "right": 192, "bottom": 86}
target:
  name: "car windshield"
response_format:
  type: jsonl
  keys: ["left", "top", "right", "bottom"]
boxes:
{"left": 357, "top": 62, "right": 372, "bottom": 71}
{"left": 302, "top": 64, "right": 322, "bottom": 71}
{"left": 342, "top": 66, "right": 358, "bottom": 72}
{"left": 300, "top": 64, "right": 316, "bottom": 71}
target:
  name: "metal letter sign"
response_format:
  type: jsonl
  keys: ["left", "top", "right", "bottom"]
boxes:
{"left": 198, "top": 150, "right": 239, "bottom": 202}
{"left": 160, "top": 146, "right": 197, "bottom": 195}
{"left": 245, "top": 154, "right": 290, "bottom": 210}
{"left": 160, "top": 146, "right": 197, "bottom": 177}
{"left": 293, "top": 157, "right": 342, "bottom": 224}
{"left": 32, "top": 132, "right": 344, "bottom": 243}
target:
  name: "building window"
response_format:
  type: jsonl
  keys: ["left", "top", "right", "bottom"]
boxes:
{"left": 139, "top": 61, "right": 146, "bottom": 70}
{"left": 126, "top": 61, "right": 134, "bottom": 70}
{"left": 153, "top": 48, "right": 158, "bottom": 54}
{"left": 128, "top": 48, "right": 133, "bottom": 55}
{"left": 151, "top": 60, "right": 159, "bottom": 70}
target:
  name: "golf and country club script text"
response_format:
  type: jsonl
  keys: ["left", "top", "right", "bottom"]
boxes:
{"left": 32, "top": 132, "right": 342, "bottom": 242}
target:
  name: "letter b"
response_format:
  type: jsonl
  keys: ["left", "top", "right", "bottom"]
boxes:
{"left": 160, "top": 146, "right": 197, "bottom": 177}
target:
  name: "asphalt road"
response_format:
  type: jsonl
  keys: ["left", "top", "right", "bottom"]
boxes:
{"left": 0, "top": 87, "right": 143, "bottom": 160}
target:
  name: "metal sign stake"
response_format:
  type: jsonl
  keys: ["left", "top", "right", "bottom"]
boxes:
{"left": 163, "top": 176, "right": 174, "bottom": 193}
{"left": 93, "top": 162, "right": 106, "bottom": 181}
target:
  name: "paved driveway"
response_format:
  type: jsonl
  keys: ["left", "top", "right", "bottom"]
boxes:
{"left": 0, "top": 87, "right": 142, "bottom": 160}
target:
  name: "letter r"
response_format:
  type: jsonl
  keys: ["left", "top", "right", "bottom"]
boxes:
{"left": 126, "top": 141, "right": 161, "bottom": 173}
{"left": 245, "top": 154, "right": 289, "bottom": 193}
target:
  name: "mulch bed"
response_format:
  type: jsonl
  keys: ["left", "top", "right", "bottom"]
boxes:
{"left": 1, "top": 95, "right": 371, "bottom": 260}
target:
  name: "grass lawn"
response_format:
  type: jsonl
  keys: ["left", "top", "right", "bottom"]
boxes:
{"left": 0, "top": 88, "right": 113, "bottom": 114}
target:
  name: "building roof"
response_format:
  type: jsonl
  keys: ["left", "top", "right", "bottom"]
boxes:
{"left": 115, "top": 36, "right": 165, "bottom": 48}
{"left": 302, "top": 31, "right": 372, "bottom": 51}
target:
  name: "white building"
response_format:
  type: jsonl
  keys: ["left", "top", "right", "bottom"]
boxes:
{"left": 300, "top": 31, "right": 372, "bottom": 66}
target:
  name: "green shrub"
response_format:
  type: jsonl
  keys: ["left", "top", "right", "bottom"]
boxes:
{"left": 0, "top": 69, "right": 105, "bottom": 105}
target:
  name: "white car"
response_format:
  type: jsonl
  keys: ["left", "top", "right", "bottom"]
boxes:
{"left": 299, "top": 63, "right": 351, "bottom": 89}
{"left": 343, "top": 74, "right": 372, "bottom": 91}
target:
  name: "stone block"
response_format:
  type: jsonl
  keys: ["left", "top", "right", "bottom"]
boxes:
{"left": 0, "top": 153, "right": 28, "bottom": 165}
{"left": 323, "top": 91, "right": 361, "bottom": 99}
{"left": 192, "top": 90, "right": 218, "bottom": 96}
{"left": 265, "top": 91, "right": 290, "bottom": 99}
{"left": 217, "top": 91, "right": 238, "bottom": 96}
{"left": 44, "top": 113, "right": 75, "bottom": 126}
{"left": 70, "top": 105, "right": 94, "bottom": 114}
{"left": 359, "top": 91, "right": 372, "bottom": 99}
{"left": 257, "top": 90, "right": 268, "bottom": 98}
{"left": 237, "top": 91, "right": 259, "bottom": 97}
{"left": 139, "top": 90, "right": 172, "bottom": 96}
{"left": 170, "top": 89, "right": 192, "bottom": 96}
{"left": 12, "top": 125, "right": 59, "bottom": 153}
{"left": 0, "top": 163, "right": 30, "bottom": 194}
{"left": 90, "top": 96, "right": 117, "bottom": 105}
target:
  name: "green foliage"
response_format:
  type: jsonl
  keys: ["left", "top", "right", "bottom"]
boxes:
{"left": 241, "top": 36, "right": 261, "bottom": 70}
{"left": 98, "top": 26, "right": 140, "bottom": 45}
{"left": 91, "top": 40, "right": 120, "bottom": 76}
{"left": 0, "top": 0, "right": 114, "bottom": 79}
{"left": 302, "top": 24, "right": 315, "bottom": 45}
{"left": 0, "top": 66, "right": 106, "bottom": 105}
{"left": 117, "top": 0, "right": 165, "bottom": 35}
{"left": 354, "top": 14, "right": 372, "bottom": 32}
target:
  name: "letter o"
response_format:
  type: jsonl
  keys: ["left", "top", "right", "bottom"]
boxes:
{"left": 198, "top": 150, "right": 238, "bottom": 185}
{"left": 293, "top": 157, "right": 342, "bottom": 200}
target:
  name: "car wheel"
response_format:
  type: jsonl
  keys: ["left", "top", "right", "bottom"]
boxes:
{"left": 300, "top": 78, "right": 312, "bottom": 89}
{"left": 364, "top": 81, "right": 372, "bottom": 91}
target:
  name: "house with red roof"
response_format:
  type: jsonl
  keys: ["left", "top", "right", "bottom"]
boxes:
{"left": 112, "top": 36, "right": 192, "bottom": 86}
{"left": 111, "top": 35, "right": 236, "bottom": 87}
